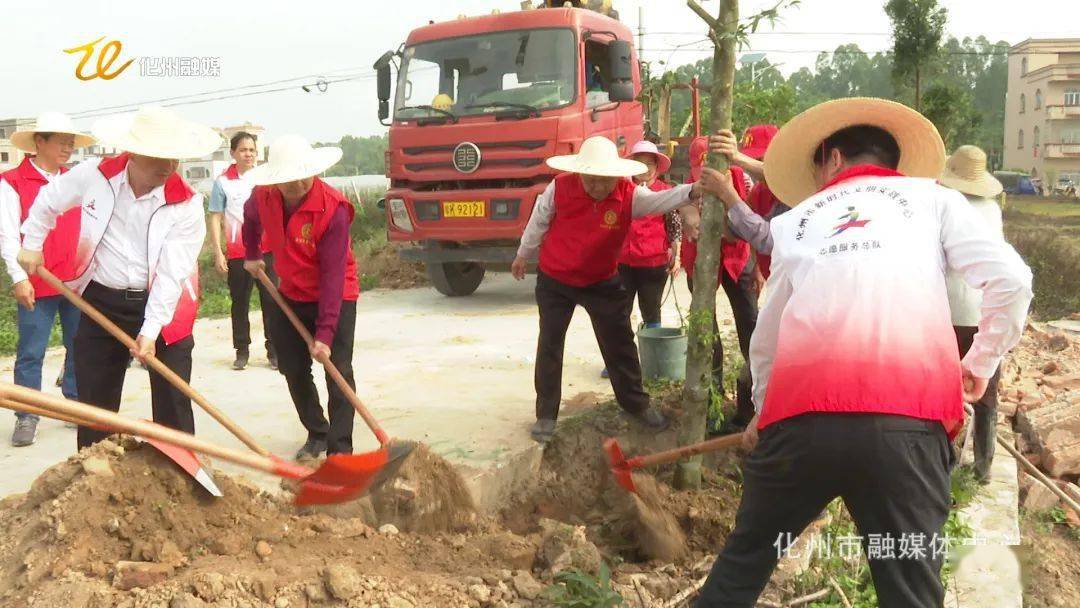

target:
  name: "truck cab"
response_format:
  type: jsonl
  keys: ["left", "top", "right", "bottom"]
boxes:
{"left": 375, "top": 6, "right": 643, "bottom": 295}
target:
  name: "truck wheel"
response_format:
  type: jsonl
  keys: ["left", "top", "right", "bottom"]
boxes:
{"left": 427, "top": 262, "right": 485, "bottom": 296}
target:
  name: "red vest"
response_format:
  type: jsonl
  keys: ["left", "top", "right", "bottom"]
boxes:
{"left": 255, "top": 178, "right": 360, "bottom": 302}
{"left": 746, "top": 180, "right": 781, "bottom": 279}
{"left": 97, "top": 154, "right": 201, "bottom": 345}
{"left": 538, "top": 173, "right": 637, "bottom": 287}
{"left": 1, "top": 158, "right": 81, "bottom": 297}
{"left": 618, "top": 179, "right": 672, "bottom": 268}
{"left": 680, "top": 165, "right": 751, "bottom": 282}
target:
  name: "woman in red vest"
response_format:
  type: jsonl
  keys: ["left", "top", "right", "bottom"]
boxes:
{"left": 0, "top": 112, "right": 94, "bottom": 447}
{"left": 617, "top": 140, "right": 680, "bottom": 330}
{"left": 242, "top": 135, "right": 360, "bottom": 460}
{"left": 511, "top": 136, "right": 728, "bottom": 443}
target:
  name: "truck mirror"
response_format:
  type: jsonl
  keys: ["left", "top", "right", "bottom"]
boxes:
{"left": 378, "top": 100, "right": 390, "bottom": 122}
{"left": 374, "top": 50, "right": 395, "bottom": 103}
{"left": 608, "top": 39, "right": 633, "bottom": 87}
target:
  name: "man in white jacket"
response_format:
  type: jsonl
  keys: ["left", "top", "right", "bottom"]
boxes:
{"left": 17, "top": 107, "right": 219, "bottom": 449}
{"left": 939, "top": 145, "right": 1007, "bottom": 482}
{"left": 694, "top": 99, "right": 1032, "bottom": 608}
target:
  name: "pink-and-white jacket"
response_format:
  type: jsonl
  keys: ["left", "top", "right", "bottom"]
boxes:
{"left": 751, "top": 166, "right": 1032, "bottom": 437}
{"left": 20, "top": 154, "right": 205, "bottom": 344}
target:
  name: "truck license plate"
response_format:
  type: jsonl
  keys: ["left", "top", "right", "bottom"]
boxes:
{"left": 442, "top": 201, "right": 485, "bottom": 218}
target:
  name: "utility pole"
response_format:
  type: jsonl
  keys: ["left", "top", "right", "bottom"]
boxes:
{"left": 638, "top": 5, "right": 645, "bottom": 59}
{"left": 678, "top": 0, "right": 738, "bottom": 490}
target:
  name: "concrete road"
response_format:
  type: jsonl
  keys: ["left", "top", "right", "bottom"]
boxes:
{"left": 0, "top": 272, "right": 733, "bottom": 507}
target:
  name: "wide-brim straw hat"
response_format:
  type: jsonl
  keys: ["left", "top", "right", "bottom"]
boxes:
{"left": 92, "top": 106, "right": 222, "bottom": 160}
{"left": 940, "top": 145, "right": 1003, "bottom": 198}
{"left": 547, "top": 136, "right": 646, "bottom": 177}
{"left": 626, "top": 139, "right": 672, "bottom": 176}
{"left": 10, "top": 112, "right": 95, "bottom": 153}
{"left": 245, "top": 134, "right": 342, "bottom": 186}
{"left": 763, "top": 98, "right": 946, "bottom": 205}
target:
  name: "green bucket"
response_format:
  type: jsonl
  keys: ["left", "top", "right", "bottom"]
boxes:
{"left": 637, "top": 326, "right": 687, "bottom": 381}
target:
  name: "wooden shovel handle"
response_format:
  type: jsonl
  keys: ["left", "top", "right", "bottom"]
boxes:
{"left": 1, "top": 398, "right": 94, "bottom": 428}
{"left": 254, "top": 269, "right": 390, "bottom": 446}
{"left": 628, "top": 432, "right": 744, "bottom": 469}
{"left": 0, "top": 382, "right": 309, "bottom": 479}
{"left": 963, "top": 403, "right": 1080, "bottom": 515}
{"left": 36, "top": 267, "right": 270, "bottom": 457}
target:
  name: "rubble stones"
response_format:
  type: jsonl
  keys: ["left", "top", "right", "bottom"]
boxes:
{"left": 324, "top": 564, "right": 363, "bottom": 600}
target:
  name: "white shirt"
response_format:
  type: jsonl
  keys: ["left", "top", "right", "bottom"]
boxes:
{"left": 945, "top": 195, "right": 1005, "bottom": 327}
{"left": 0, "top": 160, "right": 58, "bottom": 285}
{"left": 92, "top": 167, "right": 158, "bottom": 290}
{"left": 516, "top": 180, "right": 696, "bottom": 259}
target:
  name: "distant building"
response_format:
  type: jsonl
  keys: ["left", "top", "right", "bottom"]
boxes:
{"left": 0, "top": 117, "right": 35, "bottom": 171}
{"left": 1003, "top": 38, "right": 1080, "bottom": 187}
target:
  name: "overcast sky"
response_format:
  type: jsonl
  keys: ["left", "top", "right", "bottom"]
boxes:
{"left": 5, "top": 0, "right": 1077, "bottom": 142}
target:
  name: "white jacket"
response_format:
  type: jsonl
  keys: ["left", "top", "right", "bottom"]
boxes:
{"left": 20, "top": 155, "right": 205, "bottom": 342}
{"left": 945, "top": 195, "right": 1004, "bottom": 327}
{"left": 751, "top": 172, "right": 1032, "bottom": 432}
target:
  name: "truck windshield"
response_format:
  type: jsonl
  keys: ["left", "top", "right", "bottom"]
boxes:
{"left": 395, "top": 28, "right": 577, "bottom": 121}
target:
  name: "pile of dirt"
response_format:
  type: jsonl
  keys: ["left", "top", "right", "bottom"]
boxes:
{"left": 1018, "top": 517, "right": 1080, "bottom": 607}
{"left": 356, "top": 244, "right": 428, "bottom": 290}
{"left": 500, "top": 400, "right": 742, "bottom": 563}
{"left": 0, "top": 439, "right": 531, "bottom": 607}
{"left": 370, "top": 443, "right": 477, "bottom": 533}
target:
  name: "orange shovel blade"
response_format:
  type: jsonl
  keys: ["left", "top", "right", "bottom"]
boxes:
{"left": 294, "top": 440, "right": 416, "bottom": 506}
{"left": 603, "top": 437, "right": 637, "bottom": 494}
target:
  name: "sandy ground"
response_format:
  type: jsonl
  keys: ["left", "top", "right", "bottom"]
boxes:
{"left": 0, "top": 272, "right": 722, "bottom": 500}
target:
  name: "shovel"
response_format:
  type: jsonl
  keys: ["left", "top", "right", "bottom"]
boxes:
{"left": 253, "top": 269, "right": 416, "bottom": 481}
{"left": 1, "top": 396, "right": 222, "bottom": 496}
{"left": 604, "top": 432, "right": 743, "bottom": 494}
{"left": 36, "top": 267, "right": 271, "bottom": 457}
{"left": 0, "top": 382, "right": 404, "bottom": 505}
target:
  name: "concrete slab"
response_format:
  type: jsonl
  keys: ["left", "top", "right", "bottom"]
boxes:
{"left": 945, "top": 425, "right": 1023, "bottom": 608}
{"left": 0, "top": 272, "right": 720, "bottom": 513}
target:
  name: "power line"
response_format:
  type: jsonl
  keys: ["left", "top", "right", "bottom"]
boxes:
{"left": 69, "top": 64, "right": 378, "bottom": 118}
{"left": 73, "top": 72, "right": 377, "bottom": 121}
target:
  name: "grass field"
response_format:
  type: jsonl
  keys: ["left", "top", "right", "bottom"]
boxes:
{"left": 1003, "top": 195, "right": 1080, "bottom": 320}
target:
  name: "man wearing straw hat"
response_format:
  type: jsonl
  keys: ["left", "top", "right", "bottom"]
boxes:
{"left": 694, "top": 99, "right": 1032, "bottom": 607}
{"left": 511, "top": 135, "right": 729, "bottom": 444}
{"left": 939, "top": 145, "right": 1007, "bottom": 483}
{"left": 0, "top": 112, "right": 94, "bottom": 446}
{"left": 17, "top": 106, "right": 218, "bottom": 449}
{"left": 240, "top": 135, "right": 359, "bottom": 460}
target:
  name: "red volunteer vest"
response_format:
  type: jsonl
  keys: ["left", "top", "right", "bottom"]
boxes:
{"left": 680, "top": 165, "right": 751, "bottom": 282}
{"left": 255, "top": 178, "right": 360, "bottom": 302}
{"left": 618, "top": 179, "right": 672, "bottom": 268}
{"left": 747, "top": 180, "right": 780, "bottom": 279}
{"left": 1, "top": 158, "right": 81, "bottom": 297}
{"left": 538, "top": 173, "right": 637, "bottom": 287}
{"left": 97, "top": 154, "right": 201, "bottom": 345}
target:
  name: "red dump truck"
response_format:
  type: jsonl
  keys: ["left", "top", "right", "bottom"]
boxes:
{"left": 373, "top": 2, "right": 644, "bottom": 295}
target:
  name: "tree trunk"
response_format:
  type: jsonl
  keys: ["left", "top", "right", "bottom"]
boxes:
{"left": 676, "top": 0, "right": 738, "bottom": 490}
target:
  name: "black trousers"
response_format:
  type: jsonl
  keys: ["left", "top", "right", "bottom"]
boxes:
{"left": 534, "top": 271, "right": 649, "bottom": 421}
{"left": 74, "top": 281, "right": 195, "bottom": 449}
{"left": 954, "top": 326, "right": 1000, "bottom": 480}
{"left": 227, "top": 254, "right": 278, "bottom": 354}
{"left": 617, "top": 263, "right": 668, "bottom": 326}
{"left": 268, "top": 296, "right": 357, "bottom": 454}
{"left": 695, "top": 413, "right": 954, "bottom": 608}
{"left": 687, "top": 268, "right": 759, "bottom": 425}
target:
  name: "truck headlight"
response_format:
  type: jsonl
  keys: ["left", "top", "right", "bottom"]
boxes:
{"left": 388, "top": 199, "right": 414, "bottom": 232}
